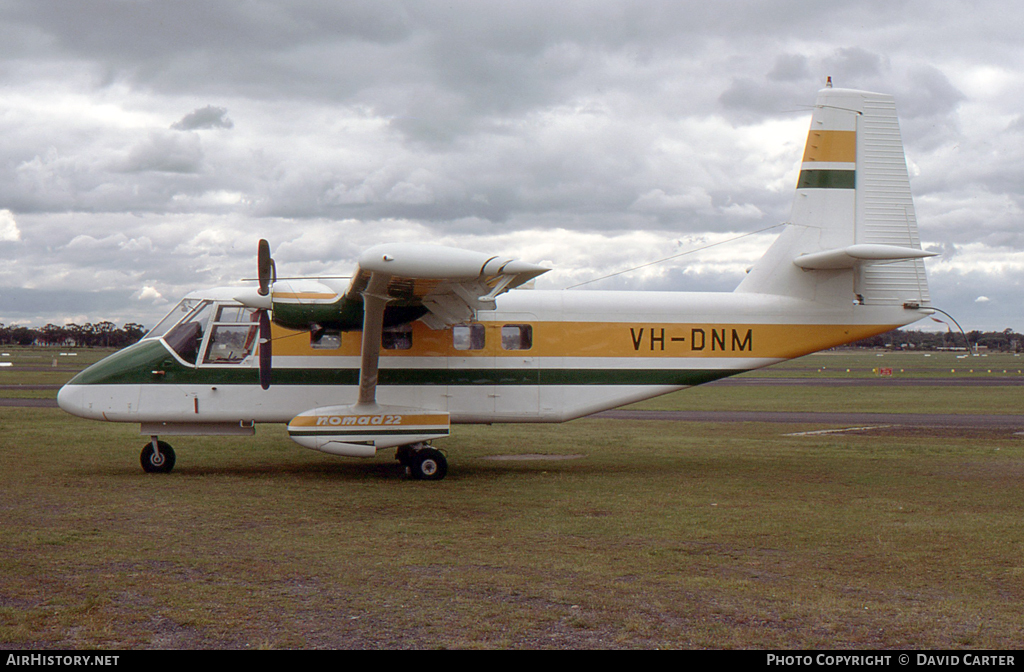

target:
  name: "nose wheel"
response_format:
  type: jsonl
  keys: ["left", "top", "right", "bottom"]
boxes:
{"left": 396, "top": 443, "right": 448, "bottom": 481}
{"left": 141, "top": 438, "right": 176, "bottom": 474}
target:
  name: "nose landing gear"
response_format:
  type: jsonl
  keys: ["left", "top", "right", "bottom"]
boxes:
{"left": 141, "top": 438, "right": 176, "bottom": 474}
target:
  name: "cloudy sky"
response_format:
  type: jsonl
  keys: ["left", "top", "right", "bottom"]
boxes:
{"left": 0, "top": 1, "right": 1021, "bottom": 332}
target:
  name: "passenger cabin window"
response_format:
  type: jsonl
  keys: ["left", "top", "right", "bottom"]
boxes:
{"left": 382, "top": 324, "right": 412, "bottom": 350}
{"left": 203, "top": 305, "right": 259, "bottom": 364}
{"left": 501, "top": 324, "right": 533, "bottom": 350}
{"left": 452, "top": 324, "right": 485, "bottom": 351}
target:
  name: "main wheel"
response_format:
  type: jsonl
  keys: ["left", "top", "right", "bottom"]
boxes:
{"left": 141, "top": 441, "right": 176, "bottom": 474}
{"left": 409, "top": 447, "right": 447, "bottom": 481}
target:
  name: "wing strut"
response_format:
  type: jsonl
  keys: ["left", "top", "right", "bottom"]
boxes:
{"left": 285, "top": 268, "right": 450, "bottom": 456}
{"left": 356, "top": 271, "right": 392, "bottom": 408}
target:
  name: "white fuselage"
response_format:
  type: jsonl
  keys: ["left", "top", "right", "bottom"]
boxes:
{"left": 58, "top": 287, "right": 923, "bottom": 428}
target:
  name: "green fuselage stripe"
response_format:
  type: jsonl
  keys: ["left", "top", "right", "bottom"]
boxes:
{"left": 797, "top": 169, "right": 856, "bottom": 189}
{"left": 66, "top": 340, "right": 744, "bottom": 387}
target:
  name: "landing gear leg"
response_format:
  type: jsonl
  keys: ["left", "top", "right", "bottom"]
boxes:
{"left": 395, "top": 444, "right": 415, "bottom": 470}
{"left": 396, "top": 443, "right": 448, "bottom": 481}
{"left": 141, "top": 437, "right": 176, "bottom": 474}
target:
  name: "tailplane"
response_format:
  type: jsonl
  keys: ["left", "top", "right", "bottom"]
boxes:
{"left": 737, "top": 88, "right": 934, "bottom": 306}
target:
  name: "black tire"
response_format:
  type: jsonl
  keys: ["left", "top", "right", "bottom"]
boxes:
{"left": 141, "top": 441, "right": 176, "bottom": 474}
{"left": 410, "top": 448, "right": 447, "bottom": 481}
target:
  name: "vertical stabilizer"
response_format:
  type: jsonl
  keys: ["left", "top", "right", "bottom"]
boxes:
{"left": 737, "top": 88, "right": 931, "bottom": 307}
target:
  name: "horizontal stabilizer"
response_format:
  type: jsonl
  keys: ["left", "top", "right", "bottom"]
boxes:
{"left": 793, "top": 244, "right": 937, "bottom": 270}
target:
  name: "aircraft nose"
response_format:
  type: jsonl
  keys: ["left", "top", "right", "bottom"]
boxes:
{"left": 57, "top": 384, "right": 86, "bottom": 417}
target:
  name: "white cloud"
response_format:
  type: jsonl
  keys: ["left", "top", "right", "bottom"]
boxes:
{"left": 631, "top": 188, "right": 714, "bottom": 214}
{"left": 0, "top": 210, "right": 22, "bottom": 242}
{"left": 121, "top": 130, "right": 204, "bottom": 174}
{"left": 719, "top": 202, "right": 763, "bottom": 219}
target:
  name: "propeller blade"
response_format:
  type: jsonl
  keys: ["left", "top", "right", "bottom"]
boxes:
{"left": 258, "top": 239, "right": 273, "bottom": 297}
{"left": 258, "top": 309, "right": 272, "bottom": 390}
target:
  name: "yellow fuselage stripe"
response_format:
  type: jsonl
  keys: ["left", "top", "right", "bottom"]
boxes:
{"left": 272, "top": 321, "right": 895, "bottom": 361}
{"left": 289, "top": 414, "right": 450, "bottom": 428}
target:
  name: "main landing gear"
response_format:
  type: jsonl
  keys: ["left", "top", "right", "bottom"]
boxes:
{"left": 396, "top": 443, "right": 448, "bottom": 481}
{"left": 137, "top": 437, "right": 446, "bottom": 479}
{"left": 141, "top": 438, "right": 176, "bottom": 474}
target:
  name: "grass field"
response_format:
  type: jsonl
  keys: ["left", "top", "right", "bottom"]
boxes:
{"left": 1, "top": 347, "right": 1023, "bottom": 649}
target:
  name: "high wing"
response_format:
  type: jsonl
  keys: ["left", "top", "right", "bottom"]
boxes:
{"left": 239, "top": 242, "right": 548, "bottom": 335}
{"left": 349, "top": 243, "right": 549, "bottom": 330}
{"left": 234, "top": 241, "right": 548, "bottom": 399}
{"left": 340, "top": 243, "right": 548, "bottom": 406}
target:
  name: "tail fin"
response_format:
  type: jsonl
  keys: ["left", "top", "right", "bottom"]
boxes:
{"left": 737, "top": 88, "right": 933, "bottom": 306}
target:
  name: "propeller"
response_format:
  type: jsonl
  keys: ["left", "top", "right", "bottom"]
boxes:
{"left": 258, "top": 238, "right": 275, "bottom": 296}
{"left": 256, "top": 239, "right": 276, "bottom": 390}
{"left": 258, "top": 308, "right": 272, "bottom": 390}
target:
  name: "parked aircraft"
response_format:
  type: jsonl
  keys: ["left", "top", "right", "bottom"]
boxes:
{"left": 58, "top": 86, "right": 936, "bottom": 480}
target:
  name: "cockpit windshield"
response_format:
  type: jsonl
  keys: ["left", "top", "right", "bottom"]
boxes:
{"left": 144, "top": 294, "right": 264, "bottom": 367}
{"left": 146, "top": 298, "right": 205, "bottom": 340}
{"left": 145, "top": 291, "right": 265, "bottom": 367}
{"left": 162, "top": 301, "right": 213, "bottom": 364}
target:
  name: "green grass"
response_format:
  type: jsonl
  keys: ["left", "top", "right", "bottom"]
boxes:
{"left": 2, "top": 408, "right": 1024, "bottom": 648}
{"left": 0, "top": 347, "right": 110, "bottom": 389}
{"left": 2, "top": 346, "right": 1023, "bottom": 648}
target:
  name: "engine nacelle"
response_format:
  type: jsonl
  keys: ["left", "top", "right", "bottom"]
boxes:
{"left": 236, "top": 279, "right": 427, "bottom": 334}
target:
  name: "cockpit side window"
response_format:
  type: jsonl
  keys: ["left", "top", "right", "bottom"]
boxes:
{"left": 203, "top": 305, "right": 260, "bottom": 365}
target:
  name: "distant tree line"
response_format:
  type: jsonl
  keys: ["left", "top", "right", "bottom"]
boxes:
{"left": 1, "top": 321, "right": 1020, "bottom": 353}
{"left": 0, "top": 322, "right": 147, "bottom": 348}
{"left": 853, "top": 328, "right": 1023, "bottom": 352}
